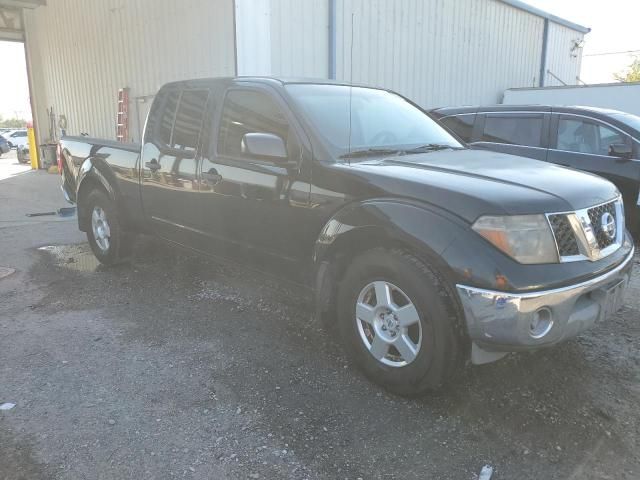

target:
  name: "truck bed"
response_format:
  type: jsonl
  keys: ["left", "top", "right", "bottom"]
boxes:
{"left": 62, "top": 135, "right": 141, "bottom": 153}
{"left": 60, "top": 135, "right": 144, "bottom": 231}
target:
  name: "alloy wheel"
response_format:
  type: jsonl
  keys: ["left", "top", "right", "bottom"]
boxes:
{"left": 91, "top": 206, "right": 111, "bottom": 252}
{"left": 355, "top": 281, "right": 423, "bottom": 367}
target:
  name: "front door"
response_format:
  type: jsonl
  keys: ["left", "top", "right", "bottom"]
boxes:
{"left": 198, "top": 86, "right": 312, "bottom": 282}
{"left": 140, "top": 87, "right": 210, "bottom": 246}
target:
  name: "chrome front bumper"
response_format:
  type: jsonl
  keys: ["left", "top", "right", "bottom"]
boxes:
{"left": 457, "top": 246, "right": 635, "bottom": 364}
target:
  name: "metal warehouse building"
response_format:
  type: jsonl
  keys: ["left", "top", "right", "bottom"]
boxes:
{"left": 1, "top": 0, "right": 589, "bottom": 145}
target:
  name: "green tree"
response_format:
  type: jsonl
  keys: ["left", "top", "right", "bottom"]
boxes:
{"left": 0, "top": 115, "right": 28, "bottom": 128}
{"left": 615, "top": 56, "right": 640, "bottom": 83}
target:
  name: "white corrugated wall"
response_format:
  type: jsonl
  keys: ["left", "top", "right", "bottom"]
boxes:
{"left": 333, "top": 0, "right": 546, "bottom": 108}
{"left": 23, "top": 0, "right": 586, "bottom": 144}
{"left": 270, "top": 0, "right": 328, "bottom": 78}
{"left": 545, "top": 21, "right": 584, "bottom": 87}
{"left": 24, "top": 0, "right": 236, "bottom": 143}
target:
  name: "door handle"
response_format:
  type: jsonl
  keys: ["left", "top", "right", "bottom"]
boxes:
{"left": 145, "top": 159, "right": 161, "bottom": 171}
{"left": 202, "top": 169, "right": 222, "bottom": 184}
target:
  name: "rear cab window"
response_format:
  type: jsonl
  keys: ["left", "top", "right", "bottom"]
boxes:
{"left": 171, "top": 89, "right": 210, "bottom": 153}
{"left": 145, "top": 87, "right": 209, "bottom": 152}
{"left": 143, "top": 86, "right": 211, "bottom": 186}
{"left": 169, "top": 89, "right": 210, "bottom": 180}
{"left": 146, "top": 87, "right": 180, "bottom": 147}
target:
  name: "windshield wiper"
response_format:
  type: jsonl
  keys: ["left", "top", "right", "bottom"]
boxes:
{"left": 339, "top": 144, "right": 463, "bottom": 159}
{"left": 400, "top": 144, "right": 462, "bottom": 155}
{"left": 339, "top": 148, "right": 401, "bottom": 159}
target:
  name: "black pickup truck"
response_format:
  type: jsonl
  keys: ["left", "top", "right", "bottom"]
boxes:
{"left": 59, "top": 77, "right": 634, "bottom": 395}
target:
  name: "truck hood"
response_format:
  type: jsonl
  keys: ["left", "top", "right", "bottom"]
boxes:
{"left": 345, "top": 149, "right": 619, "bottom": 223}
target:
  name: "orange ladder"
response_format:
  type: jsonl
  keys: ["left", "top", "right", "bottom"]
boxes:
{"left": 116, "top": 88, "right": 130, "bottom": 142}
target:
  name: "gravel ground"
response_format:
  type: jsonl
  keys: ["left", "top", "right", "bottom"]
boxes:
{"left": 1, "top": 155, "right": 639, "bottom": 479}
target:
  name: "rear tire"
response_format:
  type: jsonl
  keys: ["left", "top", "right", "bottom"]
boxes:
{"left": 85, "top": 190, "right": 131, "bottom": 265}
{"left": 337, "top": 248, "right": 463, "bottom": 396}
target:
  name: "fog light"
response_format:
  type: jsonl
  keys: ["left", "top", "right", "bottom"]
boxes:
{"left": 529, "top": 307, "right": 553, "bottom": 339}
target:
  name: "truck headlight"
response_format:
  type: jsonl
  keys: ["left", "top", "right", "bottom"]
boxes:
{"left": 472, "top": 215, "right": 558, "bottom": 264}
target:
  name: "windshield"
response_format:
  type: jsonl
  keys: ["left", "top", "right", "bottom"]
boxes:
{"left": 286, "top": 84, "right": 463, "bottom": 159}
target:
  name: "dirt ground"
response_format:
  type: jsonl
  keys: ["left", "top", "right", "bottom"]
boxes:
{"left": 1, "top": 153, "right": 639, "bottom": 479}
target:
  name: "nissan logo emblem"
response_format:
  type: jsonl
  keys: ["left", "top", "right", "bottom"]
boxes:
{"left": 600, "top": 212, "right": 616, "bottom": 240}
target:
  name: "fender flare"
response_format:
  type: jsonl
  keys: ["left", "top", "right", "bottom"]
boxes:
{"left": 75, "top": 157, "right": 121, "bottom": 231}
{"left": 313, "top": 198, "right": 469, "bottom": 316}
{"left": 314, "top": 198, "right": 467, "bottom": 266}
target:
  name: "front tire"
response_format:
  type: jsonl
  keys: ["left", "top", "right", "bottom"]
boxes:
{"left": 85, "top": 190, "right": 131, "bottom": 265}
{"left": 337, "top": 248, "right": 463, "bottom": 396}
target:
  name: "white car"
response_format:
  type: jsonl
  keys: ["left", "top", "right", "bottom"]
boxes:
{"left": 1, "top": 129, "right": 28, "bottom": 149}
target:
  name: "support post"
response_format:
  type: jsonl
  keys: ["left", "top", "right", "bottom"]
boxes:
{"left": 328, "top": 0, "right": 336, "bottom": 79}
{"left": 539, "top": 18, "right": 549, "bottom": 87}
{"left": 27, "top": 122, "right": 39, "bottom": 169}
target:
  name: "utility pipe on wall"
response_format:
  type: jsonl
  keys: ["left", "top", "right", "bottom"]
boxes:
{"left": 328, "top": 0, "right": 336, "bottom": 79}
{"left": 539, "top": 18, "right": 549, "bottom": 87}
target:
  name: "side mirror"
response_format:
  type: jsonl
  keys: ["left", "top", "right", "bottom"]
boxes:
{"left": 608, "top": 143, "right": 633, "bottom": 160}
{"left": 242, "top": 132, "right": 288, "bottom": 160}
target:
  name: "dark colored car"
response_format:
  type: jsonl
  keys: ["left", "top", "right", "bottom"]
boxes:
{"left": 59, "top": 78, "right": 634, "bottom": 395}
{"left": 430, "top": 105, "right": 640, "bottom": 230}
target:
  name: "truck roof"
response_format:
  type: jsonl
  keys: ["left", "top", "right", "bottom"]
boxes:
{"left": 161, "top": 76, "right": 386, "bottom": 91}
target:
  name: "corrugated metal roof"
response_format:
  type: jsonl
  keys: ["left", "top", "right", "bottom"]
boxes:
{"left": 499, "top": 0, "right": 591, "bottom": 33}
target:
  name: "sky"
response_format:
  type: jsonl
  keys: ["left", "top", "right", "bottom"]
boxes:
{"left": 0, "top": 1, "right": 638, "bottom": 119}
{"left": 0, "top": 41, "right": 29, "bottom": 120}
{"left": 525, "top": 0, "right": 640, "bottom": 84}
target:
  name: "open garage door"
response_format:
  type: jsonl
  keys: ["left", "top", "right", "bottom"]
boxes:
{"left": 0, "top": 1, "right": 44, "bottom": 156}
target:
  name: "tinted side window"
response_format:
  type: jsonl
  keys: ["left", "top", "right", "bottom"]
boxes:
{"left": 199, "top": 96, "right": 217, "bottom": 162}
{"left": 158, "top": 91, "right": 179, "bottom": 146}
{"left": 171, "top": 89, "right": 210, "bottom": 152}
{"left": 441, "top": 115, "right": 475, "bottom": 142}
{"left": 598, "top": 124, "right": 627, "bottom": 154}
{"left": 557, "top": 118, "right": 628, "bottom": 156}
{"left": 482, "top": 115, "right": 543, "bottom": 147}
{"left": 145, "top": 88, "right": 180, "bottom": 146}
{"left": 218, "top": 90, "right": 290, "bottom": 159}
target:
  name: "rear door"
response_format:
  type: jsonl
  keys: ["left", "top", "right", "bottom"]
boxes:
{"left": 140, "top": 86, "right": 210, "bottom": 246}
{"left": 548, "top": 114, "right": 640, "bottom": 225}
{"left": 472, "top": 112, "right": 550, "bottom": 161}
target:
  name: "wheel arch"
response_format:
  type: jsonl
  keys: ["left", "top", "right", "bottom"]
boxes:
{"left": 313, "top": 199, "right": 466, "bottom": 325}
{"left": 76, "top": 159, "right": 118, "bottom": 232}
